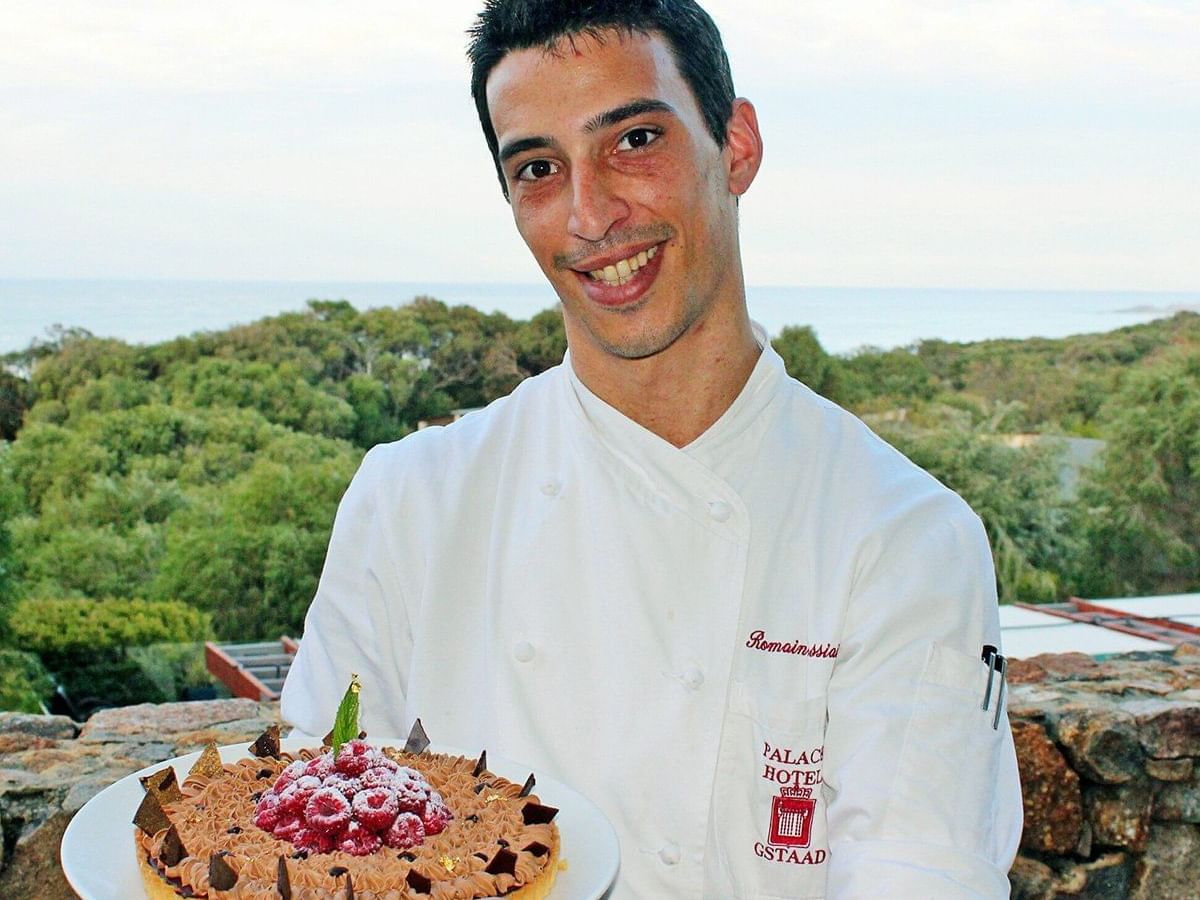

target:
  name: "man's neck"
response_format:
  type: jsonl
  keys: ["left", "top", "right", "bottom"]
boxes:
{"left": 569, "top": 305, "right": 762, "bottom": 448}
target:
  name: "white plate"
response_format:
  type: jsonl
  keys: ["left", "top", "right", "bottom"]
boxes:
{"left": 61, "top": 737, "right": 620, "bottom": 899}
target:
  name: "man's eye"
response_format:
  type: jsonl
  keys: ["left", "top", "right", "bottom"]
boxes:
{"left": 516, "top": 159, "right": 560, "bottom": 181}
{"left": 616, "top": 128, "right": 661, "bottom": 151}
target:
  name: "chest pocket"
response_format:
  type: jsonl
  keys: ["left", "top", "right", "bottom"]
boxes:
{"left": 706, "top": 683, "right": 830, "bottom": 899}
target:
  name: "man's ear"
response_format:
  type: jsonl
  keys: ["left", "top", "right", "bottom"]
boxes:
{"left": 725, "top": 98, "right": 763, "bottom": 197}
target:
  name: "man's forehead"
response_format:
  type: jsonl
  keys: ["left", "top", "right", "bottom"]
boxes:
{"left": 485, "top": 29, "right": 691, "bottom": 138}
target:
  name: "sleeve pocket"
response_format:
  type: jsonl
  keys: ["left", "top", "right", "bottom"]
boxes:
{"left": 879, "top": 642, "right": 1007, "bottom": 854}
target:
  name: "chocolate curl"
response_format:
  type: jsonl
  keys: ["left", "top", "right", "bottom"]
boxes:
{"left": 186, "top": 742, "right": 224, "bottom": 781}
{"left": 139, "top": 766, "right": 183, "bottom": 804}
{"left": 518, "top": 773, "right": 535, "bottom": 798}
{"left": 277, "top": 855, "right": 292, "bottom": 900}
{"left": 160, "top": 825, "right": 188, "bottom": 867}
{"left": 472, "top": 750, "right": 488, "bottom": 777}
{"left": 208, "top": 853, "right": 238, "bottom": 890}
{"left": 248, "top": 724, "right": 281, "bottom": 759}
{"left": 404, "top": 718, "right": 430, "bottom": 754}
{"left": 521, "top": 802, "right": 559, "bottom": 826}
{"left": 485, "top": 847, "right": 518, "bottom": 876}
{"left": 133, "top": 790, "right": 172, "bottom": 837}
{"left": 406, "top": 869, "right": 432, "bottom": 894}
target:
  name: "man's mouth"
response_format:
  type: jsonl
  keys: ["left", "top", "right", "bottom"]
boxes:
{"left": 584, "top": 245, "right": 658, "bottom": 287}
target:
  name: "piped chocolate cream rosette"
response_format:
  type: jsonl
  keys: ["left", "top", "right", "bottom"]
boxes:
{"left": 133, "top": 678, "right": 561, "bottom": 899}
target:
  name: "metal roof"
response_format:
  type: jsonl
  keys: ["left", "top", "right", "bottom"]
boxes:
{"left": 999, "top": 594, "right": 1198, "bottom": 659}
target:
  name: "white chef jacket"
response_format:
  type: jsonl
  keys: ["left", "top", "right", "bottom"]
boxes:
{"left": 281, "top": 325, "right": 1023, "bottom": 899}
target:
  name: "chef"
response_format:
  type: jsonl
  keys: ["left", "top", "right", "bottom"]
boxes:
{"left": 281, "top": 1, "right": 1024, "bottom": 897}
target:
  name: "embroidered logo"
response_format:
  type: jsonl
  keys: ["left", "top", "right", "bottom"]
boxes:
{"left": 769, "top": 787, "right": 815, "bottom": 847}
{"left": 745, "top": 629, "right": 839, "bottom": 658}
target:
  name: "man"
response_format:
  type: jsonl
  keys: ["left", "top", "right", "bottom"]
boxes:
{"left": 282, "top": 1, "right": 1023, "bottom": 897}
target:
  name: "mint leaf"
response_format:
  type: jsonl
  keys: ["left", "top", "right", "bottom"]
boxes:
{"left": 330, "top": 674, "right": 361, "bottom": 756}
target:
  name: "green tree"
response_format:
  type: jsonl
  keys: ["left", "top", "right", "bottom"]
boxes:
{"left": 1071, "top": 350, "right": 1200, "bottom": 597}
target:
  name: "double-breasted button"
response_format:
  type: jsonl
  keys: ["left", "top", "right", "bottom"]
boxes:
{"left": 658, "top": 841, "right": 681, "bottom": 865}
{"left": 540, "top": 481, "right": 561, "bottom": 497}
{"left": 513, "top": 640, "right": 536, "bottom": 662}
{"left": 682, "top": 667, "right": 704, "bottom": 690}
{"left": 707, "top": 500, "right": 732, "bottom": 522}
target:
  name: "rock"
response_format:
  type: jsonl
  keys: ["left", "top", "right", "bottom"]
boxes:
{"left": 0, "top": 735, "right": 57, "bottom": 755}
{"left": 1145, "top": 757, "right": 1193, "bottom": 781}
{"left": 1053, "top": 708, "right": 1143, "bottom": 784}
{"left": 1124, "top": 699, "right": 1200, "bottom": 758}
{"left": 1046, "top": 852, "right": 1133, "bottom": 899}
{"left": 1009, "top": 855, "right": 1055, "bottom": 899}
{"left": 1084, "top": 782, "right": 1153, "bottom": 852}
{"left": 0, "top": 809, "right": 75, "bottom": 900}
{"left": 1012, "top": 720, "right": 1084, "bottom": 853}
{"left": 1152, "top": 780, "right": 1200, "bottom": 823}
{"left": 1008, "top": 652, "right": 1105, "bottom": 685}
{"left": 78, "top": 699, "right": 267, "bottom": 742}
{"left": 1130, "top": 823, "right": 1200, "bottom": 899}
{"left": 0, "top": 714, "right": 76, "bottom": 740}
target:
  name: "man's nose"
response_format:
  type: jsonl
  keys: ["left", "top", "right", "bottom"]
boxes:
{"left": 567, "top": 165, "right": 629, "bottom": 243}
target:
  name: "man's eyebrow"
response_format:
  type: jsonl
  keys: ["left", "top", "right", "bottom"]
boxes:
{"left": 584, "top": 98, "right": 676, "bottom": 134}
{"left": 498, "top": 136, "right": 558, "bottom": 165}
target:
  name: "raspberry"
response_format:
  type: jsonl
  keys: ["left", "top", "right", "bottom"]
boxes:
{"left": 323, "top": 773, "right": 362, "bottom": 799}
{"left": 334, "top": 740, "right": 373, "bottom": 777}
{"left": 383, "top": 812, "right": 426, "bottom": 849}
{"left": 273, "top": 814, "right": 303, "bottom": 841}
{"left": 303, "top": 755, "right": 334, "bottom": 780}
{"left": 253, "top": 791, "right": 282, "bottom": 831}
{"left": 293, "top": 826, "right": 336, "bottom": 855}
{"left": 421, "top": 794, "right": 452, "bottom": 836}
{"left": 304, "top": 787, "right": 352, "bottom": 835}
{"left": 373, "top": 754, "right": 399, "bottom": 772}
{"left": 278, "top": 775, "right": 321, "bottom": 815}
{"left": 273, "top": 759, "right": 307, "bottom": 793}
{"left": 359, "top": 767, "right": 396, "bottom": 791}
{"left": 352, "top": 787, "right": 400, "bottom": 832}
{"left": 392, "top": 782, "right": 425, "bottom": 814}
{"left": 338, "top": 820, "right": 382, "bottom": 856}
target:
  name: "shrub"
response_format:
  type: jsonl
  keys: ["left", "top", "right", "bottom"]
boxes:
{"left": 0, "top": 649, "right": 54, "bottom": 713}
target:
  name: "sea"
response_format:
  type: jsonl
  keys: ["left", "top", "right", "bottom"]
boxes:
{"left": 2, "top": 279, "right": 1198, "bottom": 357}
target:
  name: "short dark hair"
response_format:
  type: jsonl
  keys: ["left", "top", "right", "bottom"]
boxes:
{"left": 468, "top": 0, "right": 736, "bottom": 197}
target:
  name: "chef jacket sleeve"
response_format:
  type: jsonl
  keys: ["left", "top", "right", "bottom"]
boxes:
{"left": 280, "top": 444, "right": 414, "bottom": 740}
{"left": 822, "top": 492, "right": 1023, "bottom": 898}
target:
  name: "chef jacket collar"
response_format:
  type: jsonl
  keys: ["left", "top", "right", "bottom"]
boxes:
{"left": 560, "top": 322, "right": 781, "bottom": 534}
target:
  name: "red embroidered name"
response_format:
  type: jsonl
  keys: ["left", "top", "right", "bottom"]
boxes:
{"left": 745, "top": 630, "right": 839, "bottom": 658}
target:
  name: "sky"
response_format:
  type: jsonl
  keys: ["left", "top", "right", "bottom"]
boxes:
{"left": 2, "top": 1, "right": 1198, "bottom": 291}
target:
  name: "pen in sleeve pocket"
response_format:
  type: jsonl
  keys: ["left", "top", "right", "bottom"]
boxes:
{"left": 980, "top": 644, "right": 1007, "bottom": 730}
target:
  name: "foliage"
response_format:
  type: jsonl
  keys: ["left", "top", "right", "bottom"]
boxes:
{"left": 0, "top": 648, "right": 54, "bottom": 713}
{"left": 9, "top": 597, "right": 212, "bottom": 711}
{"left": 1070, "top": 349, "right": 1200, "bottom": 597}
{"left": 0, "top": 297, "right": 1195, "bottom": 692}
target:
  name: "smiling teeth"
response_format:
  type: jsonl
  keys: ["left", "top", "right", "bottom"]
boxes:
{"left": 589, "top": 245, "right": 657, "bottom": 286}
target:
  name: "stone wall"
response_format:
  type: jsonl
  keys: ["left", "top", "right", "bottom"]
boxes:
{"left": 1007, "top": 647, "right": 1200, "bottom": 899}
{"left": 0, "top": 649, "right": 1196, "bottom": 899}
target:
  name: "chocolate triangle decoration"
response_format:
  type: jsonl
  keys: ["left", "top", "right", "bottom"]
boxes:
{"left": 523, "top": 841, "right": 551, "bottom": 858}
{"left": 209, "top": 852, "right": 239, "bottom": 890}
{"left": 248, "top": 724, "right": 281, "bottom": 759}
{"left": 521, "top": 801, "right": 559, "bottom": 826}
{"left": 518, "top": 773, "right": 535, "bottom": 797}
{"left": 472, "top": 750, "right": 487, "bottom": 777}
{"left": 277, "top": 854, "right": 292, "bottom": 900}
{"left": 344, "top": 871, "right": 355, "bottom": 899}
{"left": 485, "top": 847, "right": 518, "bottom": 876}
{"left": 133, "top": 789, "right": 172, "bottom": 836}
{"left": 139, "top": 766, "right": 183, "bottom": 804}
{"left": 404, "top": 718, "right": 430, "bottom": 754}
{"left": 406, "top": 869, "right": 432, "bottom": 894}
{"left": 322, "top": 729, "right": 334, "bottom": 748}
{"left": 160, "top": 825, "right": 188, "bottom": 867}
{"left": 187, "top": 741, "right": 224, "bottom": 781}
